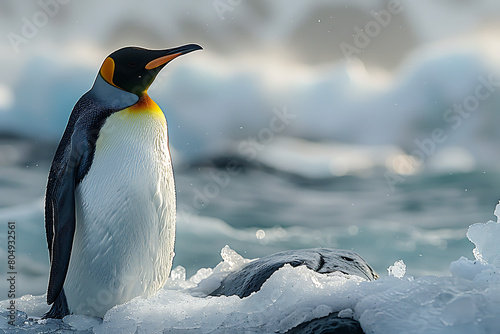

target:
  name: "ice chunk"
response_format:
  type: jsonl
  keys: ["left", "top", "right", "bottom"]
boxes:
{"left": 220, "top": 244, "right": 246, "bottom": 269}
{"left": 0, "top": 309, "right": 79, "bottom": 333}
{"left": 337, "top": 308, "right": 354, "bottom": 319}
{"left": 439, "top": 296, "right": 477, "bottom": 326}
{"left": 63, "top": 314, "right": 101, "bottom": 330}
{"left": 192, "top": 246, "right": 252, "bottom": 296}
{"left": 388, "top": 260, "right": 406, "bottom": 278}
{"left": 170, "top": 265, "right": 187, "bottom": 281}
{"left": 356, "top": 274, "right": 500, "bottom": 334}
{"left": 467, "top": 202, "right": 500, "bottom": 268}
{"left": 187, "top": 268, "right": 213, "bottom": 288}
{"left": 449, "top": 256, "right": 493, "bottom": 280}
{"left": 0, "top": 294, "right": 48, "bottom": 318}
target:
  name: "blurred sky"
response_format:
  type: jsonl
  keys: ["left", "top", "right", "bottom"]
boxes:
{"left": 1, "top": 0, "right": 500, "bottom": 168}
{"left": 1, "top": 1, "right": 500, "bottom": 67}
{"left": 1, "top": 1, "right": 499, "bottom": 70}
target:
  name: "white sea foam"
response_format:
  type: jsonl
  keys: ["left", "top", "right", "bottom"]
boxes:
{"left": 1, "top": 22, "right": 500, "bottom": 171}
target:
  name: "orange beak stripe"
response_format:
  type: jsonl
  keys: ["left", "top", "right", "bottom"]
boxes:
{"left": 145, "top": 53, "right": 182, "bottom": 70}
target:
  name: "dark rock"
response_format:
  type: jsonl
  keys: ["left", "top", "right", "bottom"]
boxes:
{"left": 285, "top": 311, "right": 364, "bottom": 334}
{"left": 210, "top": 248, "right": 377, "bottom": 334}
{"left": 210, "top": 248, "right": 378, "bottom": 298}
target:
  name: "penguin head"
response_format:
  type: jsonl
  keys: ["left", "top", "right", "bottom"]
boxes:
{"left": 99, "top": 44, "right": 202, "bottom": 96}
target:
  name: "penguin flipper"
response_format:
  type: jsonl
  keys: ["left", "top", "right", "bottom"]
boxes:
{"left": 46, "top": 137, "right": 83, "bottom": 305}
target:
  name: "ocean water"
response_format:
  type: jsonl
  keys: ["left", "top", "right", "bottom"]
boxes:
{"left": 175, "top": 163, "right": 500, "bottom": 279}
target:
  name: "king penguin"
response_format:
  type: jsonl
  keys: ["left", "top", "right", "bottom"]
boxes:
{"left": 43, "top": 44, "right": 202, "bottom": 319}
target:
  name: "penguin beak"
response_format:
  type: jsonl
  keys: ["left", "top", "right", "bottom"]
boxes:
{"left": 145, "top": 44, "right": 203, "bottom": 70}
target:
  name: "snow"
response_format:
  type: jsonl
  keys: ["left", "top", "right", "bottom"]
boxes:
{"left": 92, "top": 264, "right": 366, "bottom": 334}
{"left": 2, "top": 200, "right": 500, "bottom": 333}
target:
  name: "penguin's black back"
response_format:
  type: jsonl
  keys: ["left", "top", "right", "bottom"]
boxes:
{"left": 45, "top": 93, "right": 116, "bottom": 256}
{"left": 44, "top": 78, "right": 138, "bottom": 311}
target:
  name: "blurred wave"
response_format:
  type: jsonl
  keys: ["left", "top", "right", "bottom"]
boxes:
{"left": 1, "top": 1, "right": 500, "bottom": 172}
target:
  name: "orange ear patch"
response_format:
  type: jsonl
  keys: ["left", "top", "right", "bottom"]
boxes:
{"left": 145, "top": 53, "right": 182, "bottom": 70}
{"left": 100, "top": 57, "right": 116, "bottom": 86}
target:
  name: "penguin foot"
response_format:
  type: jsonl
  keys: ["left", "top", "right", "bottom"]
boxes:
{"left": 42, "top": 289, "right": 70, "bottom": 319}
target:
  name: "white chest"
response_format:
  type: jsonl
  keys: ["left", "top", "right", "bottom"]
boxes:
{"left": 64, "top": 108, "right": 176, "bottom": 317}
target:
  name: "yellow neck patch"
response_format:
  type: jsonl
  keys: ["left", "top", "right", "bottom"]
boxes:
{"left": 100, "top": 57, "right": 118, "bottom": 88}
{"left": 127, "top": 93, "right": 165, "bottom": 119}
